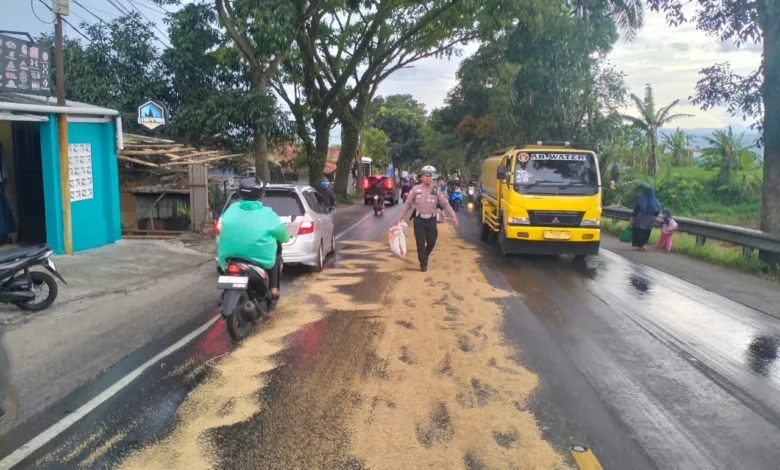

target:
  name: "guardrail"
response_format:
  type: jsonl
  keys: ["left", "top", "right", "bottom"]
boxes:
{"left": 601, "top": 207, "right": 780, "bottom": 257}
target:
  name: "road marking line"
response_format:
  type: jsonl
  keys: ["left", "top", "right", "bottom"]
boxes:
{"left": 570, "top": 445, "right": 604, "bottom": 470}
{"left": 473, "top": 263, "right": 489, "bottom": 284}
{"left": 335, "top": 209, "right": 380, "bottom": 241}
{"left": 0, "top": 315, "right": 220, "bottom": 470}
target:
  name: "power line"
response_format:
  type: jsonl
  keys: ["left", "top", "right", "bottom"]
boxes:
{"left": 30, "top": 0, "right": 55, "bottom": 24}
{"left": 105, "top": 0, "right": 170, "bottom": 49}
{"left": 72, "top": 0, "right": 107, "bottom": 23}
{"left": 37, "top": 0, "right": 93, "bottom": 43}
{"left": 131, "top": 0, "right": 168, "bottom": 15}
{"left": 127, "top": 0, "right": 171, "bottom": 45}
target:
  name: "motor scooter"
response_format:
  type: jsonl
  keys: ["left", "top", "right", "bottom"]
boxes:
{"left": 449, "top": 187, "right": 464, "bottom": 212}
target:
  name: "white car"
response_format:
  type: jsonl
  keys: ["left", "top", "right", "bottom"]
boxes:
{"left": 214, "top": 184, "right": 336, "bottom": 273}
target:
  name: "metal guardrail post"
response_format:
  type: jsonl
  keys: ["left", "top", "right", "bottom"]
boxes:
{"left": 696, "top": 235, "right": 707, "bottom": 247}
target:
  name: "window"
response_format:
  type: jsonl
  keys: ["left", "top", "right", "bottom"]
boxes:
{"left": 302, "top": 190, "right": 324, "bottom": 214}
{"left": 264, "top": 190, "right": 306, "bottom": 216}
{"left": 313, "top": 192, "right": 329, "bottom": 213}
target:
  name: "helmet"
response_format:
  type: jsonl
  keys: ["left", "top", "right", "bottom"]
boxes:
{"left": 421, "top": 165, "right": 436, "bottom": 176}
{"left": 320, "top": 177, "right": 329, "bottom": 188}
{"left": 238, "top": 177, "right": 265, "bottom": 201}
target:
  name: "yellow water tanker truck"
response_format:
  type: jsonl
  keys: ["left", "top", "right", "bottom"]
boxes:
{"left": 478, "top": 141, "right": 602, "bottom": 257}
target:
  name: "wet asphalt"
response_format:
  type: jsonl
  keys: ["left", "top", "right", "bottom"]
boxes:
{"left": 3, "top": 202, "right": 780, "bottom": 469}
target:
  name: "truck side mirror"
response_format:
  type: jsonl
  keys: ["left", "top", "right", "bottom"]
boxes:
{"left": 497, "top": 164, "right": 507, "bottom": 180}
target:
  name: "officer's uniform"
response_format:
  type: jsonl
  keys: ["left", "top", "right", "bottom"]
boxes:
{"left": 399, "top": 183, "right": 457, "bottom": 271}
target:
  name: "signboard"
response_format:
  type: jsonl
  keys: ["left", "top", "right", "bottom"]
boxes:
{"left": 137, "top": 100, "right": 168, "bottom": 131}
{"left": 0, "top": 34, "right": 52, "bottom": 96}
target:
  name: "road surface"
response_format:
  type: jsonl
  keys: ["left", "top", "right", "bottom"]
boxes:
{"left": 2, "top": 203, "right": 780, "bottom": 469}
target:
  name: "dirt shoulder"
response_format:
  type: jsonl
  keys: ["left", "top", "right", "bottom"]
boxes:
{"left": 601, "top": 233, "right": 780, "bottom": 319}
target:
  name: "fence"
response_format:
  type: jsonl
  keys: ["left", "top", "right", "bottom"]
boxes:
{"left": 601, "top": 207, "right": 780, "bottom": 257}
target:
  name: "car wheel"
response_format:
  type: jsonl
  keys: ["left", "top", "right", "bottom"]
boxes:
{"left": 312, "top": 242, "right": 324, "bottom": 272}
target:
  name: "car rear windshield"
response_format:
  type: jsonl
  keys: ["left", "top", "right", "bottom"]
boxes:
{"left": 262, "top": 190, "right": 305, "bottom": 216}
{"left": 223, "top": 190, "right": 305, "bottom": 217}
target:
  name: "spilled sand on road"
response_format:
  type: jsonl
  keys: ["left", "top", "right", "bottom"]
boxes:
{"left": 343, "top": 226, "right": 572, "bottom": 469}
{"left": 117, "top": 276, "right": 327, "bottom": 470}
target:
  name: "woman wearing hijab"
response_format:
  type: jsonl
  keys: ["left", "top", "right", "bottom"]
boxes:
{"left": 630, "top": 187, "right": 661, "bottom": 251}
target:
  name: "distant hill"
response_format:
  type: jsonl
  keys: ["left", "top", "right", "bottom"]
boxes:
{"left": 657, "top": 127, "right": 763, "bottom": 158}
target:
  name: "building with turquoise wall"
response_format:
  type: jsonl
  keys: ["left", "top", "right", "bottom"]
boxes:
{"left": 0, "top": 92, "right": 122, "bottom": 254}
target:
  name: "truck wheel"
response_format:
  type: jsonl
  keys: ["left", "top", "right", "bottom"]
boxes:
{"left": 498, "top": 220, "right": 510, "bottom": 256}
{"left": 479, "top": 213, "right": 491, "bottom": 241}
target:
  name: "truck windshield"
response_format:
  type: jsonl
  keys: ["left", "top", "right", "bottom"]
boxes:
{"left": 514, "top": 152, "right": 599, "bottom": 195}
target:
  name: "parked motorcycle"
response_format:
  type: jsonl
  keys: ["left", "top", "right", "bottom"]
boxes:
{"left": 0, "top": 245, "right": 65, "bottom": 312}
{"left": 373, "top": 193, "right": 385, "bottom": 216}
{"left": 449, "top": 187, "right": 464, "bottom": 212}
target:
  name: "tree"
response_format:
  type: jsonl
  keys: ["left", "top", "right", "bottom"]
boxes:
{"left": 367, "top": 95, "right": 427, "bottom": 171}
{"left": 362, "top": 128, "right": 392, "bottom": 170}
{"left": 659, "top": 128, "right": 694, "bottom": 166}
{"left": 621, "top": 84, "right": 693, "bottom": 175}
{"left": 646, "top": 0, "right": 780, "bottom": 263}
{"left": 276, "top": 0, "right": 482, "bottom": 193}
{"left": 164, "top": 3, "right": 291, "bottom": 160}
{"left": 214, "top": 0, "right": 325, "bottom": 183}
{"left": 701, "top": 126, "right": 758, "bottom": 183}
{"left": 38, "top": 12, "right": 167, "bottom": 131}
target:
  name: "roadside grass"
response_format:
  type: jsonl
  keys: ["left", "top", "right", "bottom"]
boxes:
{"left": 601, "top": 218, "right": 779, "bottom": 279}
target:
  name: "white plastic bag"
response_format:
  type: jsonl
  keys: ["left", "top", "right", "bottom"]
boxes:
{"left": 389, "top": 221, "right": 408, "bottom": 258}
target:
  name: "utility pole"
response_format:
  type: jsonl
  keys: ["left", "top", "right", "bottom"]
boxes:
{"left": 54, "top": 0, "right": 72, "bottom": 254}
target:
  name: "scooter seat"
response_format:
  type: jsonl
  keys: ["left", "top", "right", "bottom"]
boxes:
{"left": 0, "top": 245, "right": 49, "bottom": 265}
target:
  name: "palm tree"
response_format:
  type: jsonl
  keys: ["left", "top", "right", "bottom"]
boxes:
{"left": 701, "top": 126, "right": 758, "bottom": 183}
{"left": 569, "top": 0, "right": 645, "bottom": 40}
{"left": 622, "top": 84, "right": 693, "bottom": 175}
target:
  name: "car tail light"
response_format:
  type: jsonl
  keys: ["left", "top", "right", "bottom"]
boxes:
{"left": 226, "top": 263, "right": 241, "bottom": 274}
{"left": 362, "top": 178, "right": 370, "bottom": 190}
{"left": 214, "top": 218, "right": 222, "bottom": 234}
{"left": 298, "top": 221, "right": 314, "bottom": 235}
{"left": 384, "top": 178, "right": 393, "bottom": 189}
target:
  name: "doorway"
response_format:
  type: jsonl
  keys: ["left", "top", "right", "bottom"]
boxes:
{"left": 4, "top": 121, "right": 47, "bottom": 246}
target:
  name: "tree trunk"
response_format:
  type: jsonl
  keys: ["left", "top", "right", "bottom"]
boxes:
{"left": 760, "top": 7, "right": 780, "bottom": 265}
{"left": 308, "top": 119, "right": 329, "bottom": 187}
{"left": 254, "top": 130, "right": 270, "bottom": 183}
{"left": 335, "top": 113, "right": 360, "bottom": 197}
{"left": 647, "top": 131, "right": 657, "bottom": 175}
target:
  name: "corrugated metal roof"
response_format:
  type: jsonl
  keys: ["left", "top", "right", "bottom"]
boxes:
{"left": 131, "top": 177, "right": 190, "bottom": 194}
{"left": 0, "top": 92, "right": 117, "bottom": 114}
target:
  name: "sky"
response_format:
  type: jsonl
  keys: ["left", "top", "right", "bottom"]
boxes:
{"left": 6, "top": 0, "right": 764, "bottom": 136}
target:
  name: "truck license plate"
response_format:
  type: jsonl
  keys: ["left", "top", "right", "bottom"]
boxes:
{"left": 543, "top": 231, "right": 571, "bottom": 240}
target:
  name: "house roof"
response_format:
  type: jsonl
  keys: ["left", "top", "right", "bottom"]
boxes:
{"left": 131, "top": 175, "right": 190, "bottom": 194}
{"left": 0, "top": 92, "right": 118, "bottom": 115}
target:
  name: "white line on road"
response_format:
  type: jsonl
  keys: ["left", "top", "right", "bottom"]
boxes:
{"left": 0, "top": 315, "right": 220, "bottom": 469}
{"left": 0, "top": 208, "right": 377, "bottom": 468}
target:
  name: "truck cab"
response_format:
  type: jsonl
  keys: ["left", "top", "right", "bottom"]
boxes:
{"left": 478, "top": 142, "right": 602, "bottom": 257}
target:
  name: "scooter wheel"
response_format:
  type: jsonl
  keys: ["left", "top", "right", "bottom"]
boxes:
{"left": 15, "top": 271, "right": 58, "bottom": 312}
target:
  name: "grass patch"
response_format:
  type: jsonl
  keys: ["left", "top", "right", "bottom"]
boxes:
{"left": 601, "top": 218, "right": 779, "bottom": 280}
{"left": 335, "top": 191, "right": 356, "bottom": 207}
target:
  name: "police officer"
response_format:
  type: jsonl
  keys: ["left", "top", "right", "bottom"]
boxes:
{"left": 397, "top": 165, "right": 459, "bottom": 272}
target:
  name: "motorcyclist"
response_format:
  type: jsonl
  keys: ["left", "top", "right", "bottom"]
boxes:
{"left": 400, "top": 176, "right": 414, "bottom": 198}
{"left": 437, "top": 176, "right": 447, "bottom": 196}
{"left": 368, "top": 175, "right": 386, "bottom": 208}
{"left": 318, "top": 177, "right": 336, "bottom": 209}
{"left": 217, "top": 177, "right": 290, "bottom": 299}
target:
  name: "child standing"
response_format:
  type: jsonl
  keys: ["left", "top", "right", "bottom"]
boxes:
{"left": 655, "top": 209, "right": 678, "bottom": 252}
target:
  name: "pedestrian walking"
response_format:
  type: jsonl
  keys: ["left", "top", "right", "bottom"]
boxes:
{"left": 655, "top": 209, "right": 678, "bottom": 252}
{"left": 630, "top": 187, "right": 661, "bottom": 252}
{"left": 397, "top": 165, "right": 459, "bottom": 272}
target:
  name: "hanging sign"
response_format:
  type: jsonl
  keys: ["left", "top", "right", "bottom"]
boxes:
{"left": 0, "top": 33, "right": 51, "bottom": 96}
{"left": 137, "top": 100, "right": 168, "bottom": 131}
